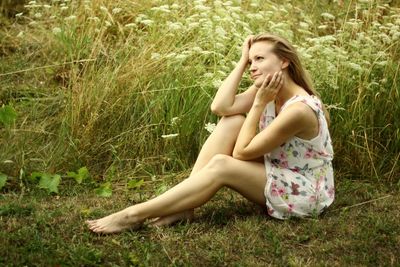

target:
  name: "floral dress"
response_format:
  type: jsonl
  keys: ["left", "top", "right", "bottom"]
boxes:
{"left": 259, "top": 94, "right": 335, "bottom": 219}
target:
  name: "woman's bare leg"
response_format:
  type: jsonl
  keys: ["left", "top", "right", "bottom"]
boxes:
{"left": 86, "top": 154, "right": 267, "bottom": 234}
{"left": 149, "top": 115, "right": 246, "bottom": 226}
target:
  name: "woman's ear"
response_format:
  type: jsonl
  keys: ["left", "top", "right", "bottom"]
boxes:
{"left": 281, "top": 58, "right": 290, "bottom": 69}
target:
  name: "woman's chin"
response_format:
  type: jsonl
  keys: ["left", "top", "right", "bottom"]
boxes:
{"left": 254, "top": 80, "right": 263, "bottom": 88}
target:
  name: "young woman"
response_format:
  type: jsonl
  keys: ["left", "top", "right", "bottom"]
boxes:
{"left": 86, "top": 33, "right": 335, "bottom": 234}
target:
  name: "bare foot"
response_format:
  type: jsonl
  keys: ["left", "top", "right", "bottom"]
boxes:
{"left": 148, "top": 210, "right": 194, "bottom": 227}
{"left": 86, "top": 208, "right": 144, "bottom": 234}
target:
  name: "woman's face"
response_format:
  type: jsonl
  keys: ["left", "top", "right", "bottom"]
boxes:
{"left": 248, "top": 41, "right": 284, "bottom": 87}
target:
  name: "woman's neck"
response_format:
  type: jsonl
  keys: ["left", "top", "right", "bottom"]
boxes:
{"left": 275, "top": 77, "right": 307, "bottom": 106}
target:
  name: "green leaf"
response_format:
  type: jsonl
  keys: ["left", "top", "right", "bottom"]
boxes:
{"left": 66, "top": 167, "right": 90, "bottom": 184}
{"left": 30, "top": 171, "right": 43, "bottom": 182}
{"left": 38, "top": 173, "right": 61, "bottom": 194}
{"left": 0, "top": 104, "right": 17, "bottom": 127}
{"left": 77, "top": 166, "right": 90, "bottom": 182}
{"left": 95, "top": 182, "right": 112, "bottom": 197}
{"left": 0, "top": 173, "right": 7, "bottom": 190}
{"left": 127, "top": 179, "right": 144, "bottom": 190}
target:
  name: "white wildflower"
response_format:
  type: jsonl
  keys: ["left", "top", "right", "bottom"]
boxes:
{"left": 34, "top": 12, "right": 42, "bottom": 18}
{"left": 200, "top": 50, "right": 212, "bottom": 55}
{"left": 65, "top": 15, "right": 77, "bottom": 21}
{"left": 52, "top": 27, "right": 62, "bottom": 34}
{"left": 175, "top": 54, "right": 188, "bottom": 60}
{"left": 215, "top": 26, "right": 226, "bottom": 38}
{"left": 191, "top": 46, "right": 203, "bottom": 53}
{"left": 88, "top": 16, "right": 100, "bottom": 23}
{"left": 166, "top": 52, "right": 177, "bottom": 59}
{"left": 15, "top": 12, "right": 23, "bottom": 17}
{"left": 17, "top": 31, "right": 24, "bottom": 38}
{"left": 254, "top": 14, "right": 263, "bottom": 20}
{"left": 125, "top": 23, "right": 136, "bottom": 28}
{"left": 29, "top": 0, "right": 36, "bottom": 4}
{"left": 60, "top": 6, "right": 68, "bottom": 10}
{"left": 204, "top": 122, "right": 216, "bottom": 133}
{"left": 299, "top": 22, "right": 309, "bottom": 29}
{"left": 217, "top": 70, "right": 226, "bottom": 76}
{"left": 194, "top": 5, "right": 211, "bottom": 12}
{"left": 318, "top": 25, "right": 328, "bottom": 30}
{"left": 141, "top": 19, "right": 154, "bottom": 26}
{"left": 212, "top": 79, "right": 222, "bottom": 88}
{"left": 151, "top": 52, "right": 161, "bottom": 59}
{"left": 161, "top": 133, "right": 179, "bottom": 139}
{"left": 171, "top": 117, "right": 180, "bottom": 125}
{"left": 203, "top": 72, "right": 213, "bottom": 78}
{"left": 171, "top": 3, "right": 180, "bottom": 9}
{"left": 105, "top": 20, "right": 112, "bottom": 27}
{"left": 215, "top": 42, "right": 225, "bottom": 49}
{"left": 167, "top": 21, "right": 182, "bottom": 30}
{"left": 321, "top": 12, "right": 335, "bottom": 20}
{"left": 43, "top": 4, "right": 51, "bottom": 8}
{"left": 392, "top": 32, "right": 400, "bottom": 41}
{"left": 112, "top": 7, "right": 122, "bottom": 14}
{"left": 100, "top": 6, "right": 108, "bottom": 12}
{"left": 188, "top": 22, "right": 200, "bottom": 28}
{"left": 376, "top": 61, "right": 388, "bottom": 67}
{"left": 348, "top": 62, "right": 363, "bottom": 72}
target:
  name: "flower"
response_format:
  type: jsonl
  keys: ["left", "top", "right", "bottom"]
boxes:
{"left": 161, "top": 133, "right": 179, "bottom": 139}
{"left": 112, "top": 8, "right": 122, "bottom": 14}
{"left": 125, "top": 23, "right": 136, "bottom": 28}
{"left": 65, "top": 15, "right": 77, "bottom": 21}
{"left": 171, "top": 117, "right": 180, "bottom": 125}
{"left": 151, "top": 53, "right": 161, "bottom": 60}
{"left": 52, "top": 27, "right": 62, "bottom": 34}
{"left": 321, "top": 12, "right": 335, "bottom": 20}
{"left": 204, "top": 122, "right": 216, "bottom": 133}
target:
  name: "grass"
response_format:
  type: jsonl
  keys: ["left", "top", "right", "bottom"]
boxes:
{"left": 1, "top": 175, "right": 399, "bottom": 266}
{"left": 1, "top": 0, "right": 400, "bottom": 265}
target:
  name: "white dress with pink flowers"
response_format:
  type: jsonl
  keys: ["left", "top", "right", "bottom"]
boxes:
{"left": 259, "top": 94, "right": 335, "bottom": 219}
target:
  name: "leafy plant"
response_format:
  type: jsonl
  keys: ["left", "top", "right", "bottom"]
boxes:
{"left": 30, "top": 172, "right": 61, "bottom": 194}
{"left": 66, "top": 166, "right": 91, "bottom": 184}
{"left": 127, "top": 178, "right": 144, "bottom": 190}
{"left": 0, "top": 104, "right": 17, "bottom": 128}
{"left": 0, "top": 173, "right": 7, "bottom": 190}
{"left": 94, "top": 182, "right": 112, "bottom": 197}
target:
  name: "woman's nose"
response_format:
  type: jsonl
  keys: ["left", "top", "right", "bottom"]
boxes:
{"left": 249, "top": 63, "right": 257, "bottom": 71}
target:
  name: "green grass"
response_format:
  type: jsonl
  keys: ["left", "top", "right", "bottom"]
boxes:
{"left": 1, "top": 176, "right": 399, "bottom": 266}
{"left": 1, "top": 0, "right": 400, "bottom": 265}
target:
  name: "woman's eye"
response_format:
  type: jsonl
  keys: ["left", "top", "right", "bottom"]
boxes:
{"left": 256, "top": 56, "right": 263, "bottom": 60}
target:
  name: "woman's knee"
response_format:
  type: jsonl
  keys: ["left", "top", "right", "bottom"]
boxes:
{"left": 204, "top": 154, "right": 235, "bottom": 183}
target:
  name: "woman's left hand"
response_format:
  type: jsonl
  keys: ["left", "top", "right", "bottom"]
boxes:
{"left": 254, "top": 71, "right": 283, "bottom": 106}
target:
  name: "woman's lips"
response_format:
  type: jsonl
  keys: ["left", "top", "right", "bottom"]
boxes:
{"left": 251, "top": 74, "right": 261, "bottom": 79}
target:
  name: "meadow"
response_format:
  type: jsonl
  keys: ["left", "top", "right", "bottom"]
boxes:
{"left": 0, "top": 0, "right": 399, "bottom": 266}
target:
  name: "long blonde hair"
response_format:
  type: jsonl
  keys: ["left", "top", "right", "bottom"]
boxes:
{"left": 250, "top": 33, "right": 331, "bottom": 126}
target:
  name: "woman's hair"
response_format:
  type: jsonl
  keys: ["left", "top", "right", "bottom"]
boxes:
{"left": 250, "top": 33, "right": 331, "bottom": 127}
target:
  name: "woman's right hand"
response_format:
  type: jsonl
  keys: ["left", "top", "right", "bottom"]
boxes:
{"left": 240, "top": 35, "right": 254, "bottom": 64}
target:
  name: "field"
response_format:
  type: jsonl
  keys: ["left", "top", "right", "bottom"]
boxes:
{"left": 1, "top": 0, "right": 399, "bottom": 266}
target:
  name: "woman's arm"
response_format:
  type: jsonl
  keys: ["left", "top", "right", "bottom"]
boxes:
{"left": 211, "top": 36, "right": 254, "bottom": 116}
{"left": 232, "top": 71, "right": 308, "bottom": 160}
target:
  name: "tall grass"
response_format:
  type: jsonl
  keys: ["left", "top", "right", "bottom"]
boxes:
{"left": 0, "top": 0, "right": 399, "bottom": 187}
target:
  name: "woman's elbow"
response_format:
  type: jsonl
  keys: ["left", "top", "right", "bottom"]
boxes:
{"left": 210, "top": 104, "right": 226, "bottom": 116}
{"left": 232, "top": 150, "right": 246, "bottom": 160}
